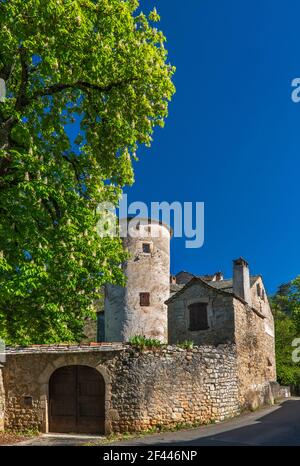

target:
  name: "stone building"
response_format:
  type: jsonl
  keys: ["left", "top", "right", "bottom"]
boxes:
{"left": 104, "top": 218, "right": 171, "bottom": 342}
{"left": 167, "top": 258, "right": 276, "bottom": 409}
{"left": 103, "top": 218, "right": 278, "bottom": 410}
{"left": 0, "top": 218, "right": 288, "bottom": 435}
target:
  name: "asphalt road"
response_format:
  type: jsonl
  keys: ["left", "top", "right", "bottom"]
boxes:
{"left": 13, "top": 398, "right": 300, "bottom": 446}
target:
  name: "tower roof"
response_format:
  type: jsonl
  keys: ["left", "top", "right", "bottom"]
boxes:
{"left": 119, "top": 217, "right": 173, "bottom": 236}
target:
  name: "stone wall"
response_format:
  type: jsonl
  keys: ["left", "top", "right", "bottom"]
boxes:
{"left": 105, "top": 220, "right": 171, "bottom": 343}
{"left": 167, "top": 277, "right": 277, "bottom": 412}
{"left": 233, "top": 297, "right": 276, "bottom": 410}
{"left": 2, "top": 344, "right": 240, "bottom": 433}
{"left": 168, "top": 281, "right": 235, "bottom": 345}
{"left": 109, "top": 344, "right": 239, "bottom": 432}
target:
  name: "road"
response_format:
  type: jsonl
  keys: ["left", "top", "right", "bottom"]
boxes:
{"left": 111, "top": 398, "right": 300, "bottom": 446}
{"left": 13, "top": 398, "right": 300, "bottom": 446}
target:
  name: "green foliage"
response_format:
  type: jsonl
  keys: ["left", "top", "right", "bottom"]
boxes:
{"left": 0, "top": 1, "right": 175, "bottom": 344}
{"left": 128, "top": 335, "right": 164, "bottom": 350}
{"left": 271, "top": 281, "right": 300, "bottom": 387}
{"left": 177, "top": 340, "right": 194, "bottom": 350}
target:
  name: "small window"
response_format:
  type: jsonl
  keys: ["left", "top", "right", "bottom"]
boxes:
{"left": 23, "top": 396, "right": 33, "bottom": 407}
{"left": 142, "top": 243, "right": 151, "bottom": 254}
{"left": 140, "top": 292, "right": 150, "bottom": 306}
{"left": 262, "top": 289, "right": 265, "bottom": 301}
{"left": 189, "top": 303, "right": 208, "bottom": 331}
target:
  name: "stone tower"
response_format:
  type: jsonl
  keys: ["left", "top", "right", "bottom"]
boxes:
{"left": 104, "top": 218, "right": 171, "bottom": 342}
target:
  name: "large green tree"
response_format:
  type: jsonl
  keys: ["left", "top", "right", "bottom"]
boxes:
{"left": 271, "top": 281, "right": 300, "bottom": 387}
{"left": 0, "top": 0, "right": 175, "bottom": 344}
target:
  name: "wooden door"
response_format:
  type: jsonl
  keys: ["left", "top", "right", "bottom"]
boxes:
{"left": 49, "top": 365, "right": 105, "bottom": 434}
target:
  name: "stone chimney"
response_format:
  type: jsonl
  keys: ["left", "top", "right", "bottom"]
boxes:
{"left": 233, "top": 258, "right": 252, "bottom": 305}
{"left": 170, "top": 275, "right": 177, "bottom": 285}
{"left": 215, "top": 272, "right": 223, "bottom": 281}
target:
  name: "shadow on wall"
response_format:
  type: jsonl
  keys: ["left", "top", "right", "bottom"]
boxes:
{"left": 147, "top": 400, "right": 300, "bottom": 446}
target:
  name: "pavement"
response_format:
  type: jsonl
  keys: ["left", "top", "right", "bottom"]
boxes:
{"left": 10, "top": 398, "right": 300, "bottom": 446}
{"left": 10, "top": 433, "right": 104, "bottom": 446}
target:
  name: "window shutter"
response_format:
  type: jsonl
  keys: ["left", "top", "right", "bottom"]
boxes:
{"left": 189, "top": 303, "right": 208, "bottom": 330}
{"left": 140, "top": 292, "right": 150, "bottom": 306}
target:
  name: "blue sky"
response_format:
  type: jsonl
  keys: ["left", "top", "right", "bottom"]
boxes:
{"left": 122, "top": 0, "right": 300, "bottom": 294}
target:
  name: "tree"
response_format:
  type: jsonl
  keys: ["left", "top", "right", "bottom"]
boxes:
{"left": 271, "top": 282, "right": 300, "bottom": 387}
{"left": 0, "top": 0, "right": 175, "bottom": 344}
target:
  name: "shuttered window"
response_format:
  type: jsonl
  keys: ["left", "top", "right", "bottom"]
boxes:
{"left": 189, "top": 303, "right": 208, "bottom": 331}
{"left": 140, "top": 292, "right": 150, "bottom": 306}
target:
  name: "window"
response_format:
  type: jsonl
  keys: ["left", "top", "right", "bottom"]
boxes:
{"left": 262, "top": 289, "right": 265, "bottom": 301}
{"left": 140, "top": 292, "right": 150, "bottom": 306}
{"left": 189, "top": 303, "right": 208, "bottom": 331}
{"left": 142, "top": 243, "right": 151, "bottom": 254}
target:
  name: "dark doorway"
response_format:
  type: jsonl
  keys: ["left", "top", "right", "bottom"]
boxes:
{"left": 49, "top": 365, "right": 105, "bottom": 434}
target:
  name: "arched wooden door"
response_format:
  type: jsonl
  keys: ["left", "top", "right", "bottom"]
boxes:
{"left": 49, "top": 365, "right": 105, "bottom": 434}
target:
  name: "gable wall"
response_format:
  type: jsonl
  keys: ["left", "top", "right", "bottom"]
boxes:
{"left": 234, "top": 296, "right": 276, "bottom": 410}
{"left": 168, "top": 282, "right": 235, "bottom": 345}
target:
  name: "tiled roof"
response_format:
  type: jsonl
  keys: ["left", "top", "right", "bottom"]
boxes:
{"left": 170, "top": 275, "right": 260, "bottom": 295}
{"left": 167, "top": 275, "right": 261, "bottom": 304}
{"left": 207, "top": 276, "right": 260, "bottom": 293}
{"left": 170, "top": 283, "right": 185, "bottom": 293}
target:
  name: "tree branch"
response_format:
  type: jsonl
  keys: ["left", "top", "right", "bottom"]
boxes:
{"left": 62, "top": 154, "right": 81, "bottom": 183}
{"left": 15, "top": 46, "right": 30, "bottom": 110}
{"left": 41, "top": 199, "right": 56, "bottom": 225}
{"left": 32, "top": 77, "right": 137, "bottom": 99}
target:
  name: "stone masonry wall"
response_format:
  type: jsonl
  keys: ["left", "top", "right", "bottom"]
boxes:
{"left": 105, "top": 221, "right": 171, "bottom": 343}
{"left": 234, "top": 297, "right": 277, "bottom": 410}
{"left": 109, "top": 344, "right": 240, "bottom": 432}
{"left": 2, "top": 344, "right": 240, "bottom": 433}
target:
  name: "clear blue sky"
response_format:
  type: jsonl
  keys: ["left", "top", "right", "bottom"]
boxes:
{"left": 123, "top": 0, "right": 300, "bottom": 294}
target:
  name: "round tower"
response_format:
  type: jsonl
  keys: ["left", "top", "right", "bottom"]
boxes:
{"left": 104, "top": 218, "right": 171, "bottom": 342}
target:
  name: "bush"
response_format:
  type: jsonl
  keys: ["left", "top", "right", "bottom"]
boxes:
{"left": 128, "top": 335, "right": 164, "bottom": 350}
{"left": 177, "top": 340, "right": 194, "bottom": 350}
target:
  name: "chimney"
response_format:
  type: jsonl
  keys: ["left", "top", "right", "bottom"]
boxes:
{"left": 170, "top": 275, "right": 177, "bottom": 285}
{"left": 215, "top": 272, "right": 223, "bottom": 281}
{"left": 233, "top": 258, "right": 252, "bottom": 305}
